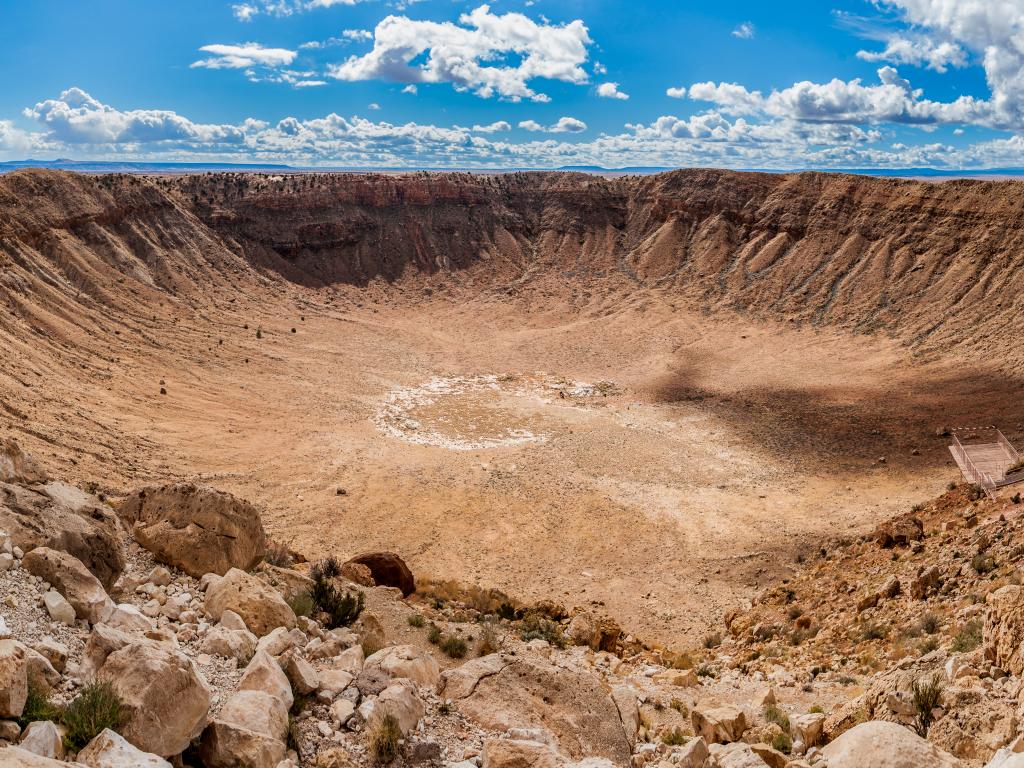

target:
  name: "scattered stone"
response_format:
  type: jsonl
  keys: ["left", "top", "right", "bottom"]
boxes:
{"left": 42, "top": 590, "right": 75, "bottom": 625}
{"left": 19, "top": 721, "right": 64, "bottom": 759}
{"left": 691, "top": 705, "right": 747, "bottom": 744}
{"left": 204, "top": 568, "right": 296, "bottom": 637}
{"left": 76, "top": 727, "right": 172, "bottom": 767}
{"left": 23, "top": 547, "right": 112, "bottom": 623}
{"left": 363, "top": 644, "right": 440, "bottom": 686}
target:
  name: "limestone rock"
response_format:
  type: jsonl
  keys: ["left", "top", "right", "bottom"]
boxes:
{"left": 19, "top": 721, "right": 65, "bottom": 759}
{"left": 42, "top": 591, "right": 75, "bottom": 625}
{"left": 910, "top": 566, "right": 941, "bottom": 600}
{"left": 343, "top": 552, "right": 415, "bottom": 596}
{"left": 117, "top": 483, "right": 267, "bottom": 577}
{"left": 0, "top": 746, "right": 74, "bottom": 767}
{"left": 238, "top": 650, "right": 294, "bottom": 710}
{"left": 76, "top": 728, "right": 172, "bottom": 767}
{"left": 340, "top": 561, "right": 374, "bottom": 587}
{"left": 32, "top": 640, "right": 67, "bottom": 674}
{"left": 205, "top": 568, "right": 296, "bottom": 637}
{"left": 280, "top": 649, "right": 319, "bottom": 696}
{"left": 23, "top": 547, "right": 112, "bottom": 623}
{"left": 0, "top": 480, "right": 124, "bottom": 588}
{"left": 363, "top": 644, "right": 440, "bottom": 686}
{"left": 707, "top": 743, "right": 771, "bottom": 768}
{"left": 874, "top": 515, "right": 924, "bottom": 548}
{"left": 691, "top": 705, "right": 747, "bottom": 744}
{"left": 98, "top": 640, "right": 212, "bottom": 757}
{"left": 985, "top": 585, "right": 1024, "bottom": 676}
{"left": 366, "top": 680, "right": 425, "bottom": 736}
{"left": 201, "top": 625, "right": 258, "bottom": 663}
{"left": 790, "top": 712, "right": 825, "bottom": 748}
{"left": 677, "top": 736, "right": 710, "bottom": 768}
{"left": 820, "top": 721, "right": 961, "bottom": 768}
{"left": 200, "top": 690, "right": 288, "bottom": 768}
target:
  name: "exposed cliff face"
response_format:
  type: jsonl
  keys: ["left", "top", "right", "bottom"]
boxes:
{"left": 2, "top": 168, "right": 1024, "bottom": 368}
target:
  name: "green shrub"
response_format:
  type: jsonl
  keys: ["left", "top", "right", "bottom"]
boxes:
{"left": 919, "top": 612, "right": 941, "bottom": 635}
{"left": 764, "top": 704, "right": 790, "bottom": 733}
{"left": 912, "top": 673, "right": 944, "bottom": 736}
{"left": 520, "top": 615, "right": 566, "bottom": 648}
{"left": 971, "top": 553, "right": 996, "bottom": 574}
{"left": 662, "top": 727, "right": 688, "bottom": 746}
{"left": 62, "top": 681, "right": 128, "bottom": 750}
{"left": 407, "top": 613, "right": 425, "bottom": 628}
{"left": 772, "top": 731, "right": 793, "bottom": 754}
{"left": 860, "top": 622, "right": 889, "bottom": 641}
{"left": 440, "top": 634, "right": 468, "bottom": 658}
{"left": 286, "top": 590, "right": 314, "bottom": 618}
{"left": 427, "top": 624, "right": 442, "bottom": 645}
{"left": 703, "top": 632, "right": 722, "bottom": 649}
{"left": 496, "top": 602, "right": 524, "bottom": 621}
{"left": 264, "top": 539, "right": 294, "bottom": 568}
{"left": 368, "top": 712, "right": 402, "bottom": 764}
{"left": 18, "top": 675, "right": 62, "bottom": 728}
{"left": 309, "top": 559, "right": 363, "bottom": 629}
{"left": 950, "top": 619, "right": 982, "bottom": 652}
{"left": 477, "top": 622, "right": 499, "bottom": 656}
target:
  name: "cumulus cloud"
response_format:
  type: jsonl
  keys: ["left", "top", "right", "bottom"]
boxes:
{"left": 518, "top": 116, "right": 587, "bottom": 133}
{"left": 597, "top": 82, "right": 629, "bottom": 100}
{"left": 666, "top": 86, "right": 687, "bottom": 99}
{"left": 191, "top": 43, "right": 297, "bottom": 70}
{"left": 689, "top": 68, "right": 990, "bottom": 127}
{"left": 343, "top": 29, "right": 373, "bottom": 41}
{"left": 328, "top": 4, "right": 593, "bottom": 102}
{"left": 732, "top": 22, "right": 755, "bottom": 40}
{"left": 471, "top": 121, "right": 511, "bottom": 133}
{"left": 24, "top": 88, "right": 249, "bottom": 145}
{"left": 857, "top": 35, "right": 966, "bottom": 73}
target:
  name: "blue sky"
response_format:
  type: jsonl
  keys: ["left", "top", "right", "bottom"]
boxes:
{"left": 1, "top": 0, "right": 1022, "bottom": 169}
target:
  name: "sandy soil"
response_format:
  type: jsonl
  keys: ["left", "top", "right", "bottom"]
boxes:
{"left": 4, "top": 277, "right": 1008, "bottom": 646}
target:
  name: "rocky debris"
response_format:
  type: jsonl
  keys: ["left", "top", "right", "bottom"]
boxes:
{"left": 984, "top": 585, "right": 1024, "bottom": 676}
{"left": 201, "top": 624, "right": 258, "bottom": 663}
{"left": 117, "top": 483, "right": 267, "bottom": 577}
{"left": 0, "top": 480, "right": 124, "bottom": 588}
{"left": 566, "top": 611, "right": 621, "bottom": 653}
{"left": 204, "top": 567, "right": 296, "bottom": 636}
{"left": 0, "top": 438, "right": 48, "bottom": 485}
{"left": 343, "top": 552, "right": 415, "bottom": 596}
{"left": 821, "top": 720, "right": 962, "bottom": 767}
{"left": 22, "top": 547, "right": 112, "bottom": 624}
{"left": 97, "top": 640, "right": 212, "bottom": 757}
{"left": 76, "top": 728, "right": 172, "bottom": 767}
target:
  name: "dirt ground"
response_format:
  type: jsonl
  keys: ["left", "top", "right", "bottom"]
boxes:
{"left": 5, "top": 273, "right": 1018, "bottom": 647}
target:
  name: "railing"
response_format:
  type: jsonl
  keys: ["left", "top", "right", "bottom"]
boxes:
{"left": 996, "top": 429, "right": 1020, "bottom": 465}
{"left": 951, "top": 435, "right": 997, "bottom": 497}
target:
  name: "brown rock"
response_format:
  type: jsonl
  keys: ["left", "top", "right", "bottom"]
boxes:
{"left": 117, "top": 483, "right": 266, "bottom": 577}
{"left": 0, "top": 640, "right": 28, "bottom": 719}
{"left": 0, "top": 481, "right": 124, "bottom": 589}
{"left": 910, "top": 566, "right": 941, "bottom": 600}
{"left": 340, "top": 561, "right": 374, "bottom": 587}
{"left": 690, "top": 705, "right": 747, "bottom": 744}
{"left": 199, "top": 690, "right": 287, "bottom": 768}
{"left": 481, "top": 738, "right": 559, "bottom": 768}
{"left": 343, "top": 552, "right": 415, "bottom": 596}
{"left": 985, "top": 585, "right": 1024, "bottom": 676}
{"left": 204, "top": 567, "right": 296, "bottom": 637}
{"left": 874, "top": 516, "right": 924, "bottom": 548}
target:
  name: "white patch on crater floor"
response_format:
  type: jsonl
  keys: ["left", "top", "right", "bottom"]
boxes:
{"left": 373, "top": 373, "right": 620, "bottom": 450}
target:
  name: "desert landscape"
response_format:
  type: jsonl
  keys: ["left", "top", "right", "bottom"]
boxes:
{"left": 2, "top": 167, "right": 1024, "bottom": 768}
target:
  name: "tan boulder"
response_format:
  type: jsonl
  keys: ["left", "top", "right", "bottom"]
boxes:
{"left": 237, "top": 650, "right": 293, "bottom": 709}
{"left": 364, "top": 644, "right": 440, "bottom": 686}
{"left": 280, "top": 649, "right": 319, "bottom": 695}
{"left": 985, "top": 585, "right": 1024, "bottom": 675}
{"left": 76, "top": 728, "right": 172, "bottom": 767}
{"left": 199, "top": 690, "right": 288, "bottom": 768}
{"left": 707, "top": 743, "right": 771, "bottom": 767}
{"left": 677, "top": 737, "right": 710, "bottom": 768}
{"left": 19, "top": 721, "right": 65, "bottom": 760}
{"left": 481, "top": 738, "right": 559, "bottom": 768}
{"left": 691, "top": 705, "right": 747, "bottom": 744}
{"left": 340, "top": 561, "right": 374, "bottom": 587}
{"left": 22, "top": 547, "right": 113, "bottom": 623}
{"left": 200, "top": 625, "right": 257, "bottom": 663}
{"left": 820, "top": 721, "right": 961, "bottom": 768}
{"left": 0, "top": 639, "right": 28, "bottom": 718}
{"left": 790, "top": 712, "right": 825, "bottom": 748}
{"left": 873, "top": 515, "right": 923, "bottom": 548}
{"left": 0, "top": 747, "right": 74, "bottom": 767}
{"left": 205, "top": 568, "right": 296, "bottom": 637}
{"left": 440, "top": 653, "right": 631, "bottom": 764}
{"left": 117, "top": 483, "right": 266, "bottom": 577}
{"left": 365, "top": 679, "right": 425, "bottom": 736}
{"left": 98, "top": 640, "right": 211, "bottom": 757}
{"left": 0, "top": 480, "right": 124, "bottom": 588}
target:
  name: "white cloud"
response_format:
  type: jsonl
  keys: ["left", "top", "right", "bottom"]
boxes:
{"left": 233, "top": 0, "right": 361, "bottom": 21}
{"left": 328, "top": 4, "right": 593, "bottom": 102}
{"left": 666, "top": 86, "right": 687, "bottom": 99}
{"left": 518, "top": 116, "right": 587, "bottom": 133}
{"left": 597, "top": 82, "right": 629, "bottom": 100}
{"left": 732, "top": 22, "right": 755, "bottom": 40}
{"left": 343, "top": 29, "right": 373, "bottom": 41}
{"left": 191, "top": 43, "right": 297, "bottom": 70}
{"left": 24, "top": 88, "right": 248, "bottom": 145}
{"left": 402, "top": 84, "right": 418, "bottom": 94}
{"left": 593, "top": 61, "right": 607, "bottom": 75}
{"left": 857, "top": 35, "right": 966, "bottom": 73}
{"left": 471, "top": 120, "right": 511, "bottom": 133}
{"left": 368, "top": 102, "right": 381, "bottom": 110}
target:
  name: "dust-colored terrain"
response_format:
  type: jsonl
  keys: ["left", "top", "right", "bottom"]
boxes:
{"left": 1, "top": 168, "right": 1022, "bottom": 643}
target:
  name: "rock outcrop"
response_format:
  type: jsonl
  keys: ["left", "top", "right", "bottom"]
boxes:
{"left": 117, "top": 484, "right": 267, "bottom": 577}
{"left": 343, "top": 552, "right": 415, "bottom": 596}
